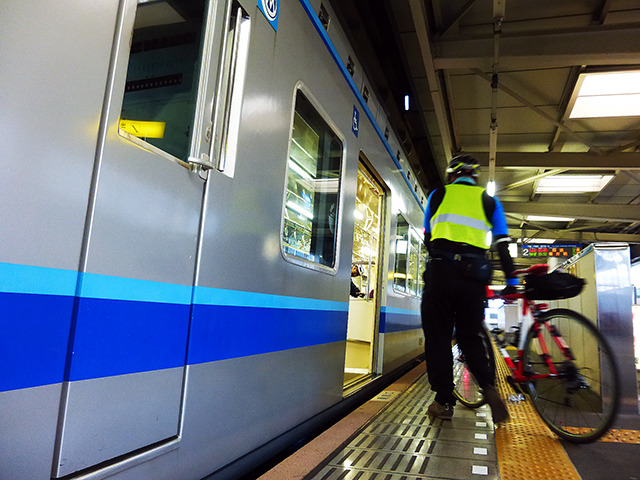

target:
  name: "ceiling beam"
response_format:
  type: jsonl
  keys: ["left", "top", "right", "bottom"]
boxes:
{"left": 498, "top": 168, "right": 568, "bottom": 192}
{"left": 471, "top": 151, "right": 640, "bottom": 169}
{"left": 472, "top": 69, "right": 605, "bottom": 153}
{"left": 594, "top": 0, "right": 612, "bottom": 25}
{"left": 507, "top": 228, "right": 640, "bottom": 244}
{"left": 432, "top": 26, "right": 640, "bottom": 70}
{"left": 436, "top": 0, "right": 478, "bottom": 39}
{"left": 501, "top": 201, "right": 640, "bottom": 223}
{"left": 409, "top": 0, "right": 454, "bottom": 177}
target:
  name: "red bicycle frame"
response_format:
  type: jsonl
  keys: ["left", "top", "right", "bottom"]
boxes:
{"left": 492, "top": 264, "right": 577, "bottom": 384}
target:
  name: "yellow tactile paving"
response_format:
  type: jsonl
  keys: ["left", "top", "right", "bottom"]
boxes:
{"left": 493, "top": 343, "right": 581, "bottom": 480}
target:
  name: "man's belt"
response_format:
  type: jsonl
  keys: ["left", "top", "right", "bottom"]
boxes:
{"left": 429, "top": 249, "right": 487, "bottom": 262}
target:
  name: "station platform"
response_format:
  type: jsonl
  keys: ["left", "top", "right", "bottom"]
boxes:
{"left": 257, "top": 360, "right": 640, "bottom": 480}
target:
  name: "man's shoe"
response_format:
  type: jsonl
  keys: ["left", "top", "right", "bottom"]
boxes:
{"left": 484, "top": 386, "right": 509, "bottom": 423}
{"left": 428, "top": 401, "right": 454, "bottom": 420}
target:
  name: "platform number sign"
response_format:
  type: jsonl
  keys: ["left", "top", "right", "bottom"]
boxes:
{"left": 258, "top": 0, "right": 280, "bottom": 31}
{"left": 352, "top": 106, "right": 360, "bottom": 137}
{"left": 521, "top": 244, "right": 582, "bottom": 258}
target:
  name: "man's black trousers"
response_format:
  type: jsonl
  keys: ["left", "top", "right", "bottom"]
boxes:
{"left": 421, "top": 258, "right": 495, "bottom": 405}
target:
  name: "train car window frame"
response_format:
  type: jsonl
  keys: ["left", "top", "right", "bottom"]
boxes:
{"left": 117, "top": 0, "right": 211, "bottom": 168}
{"left": 393, "top": 214, "right": 410, "bottom": 294}
{"left": 115, "top": 0, "right": 250, "bottom": 175}
{"left": 209, "top": 1, "right": 251, "bottom": 177}
{"left": 406, "top": 228, "right": 420, "bottom": 295}
{"left": 280, "top": 86, "right": 345, "bottom": 274}
{"left": 393, "top": 214, "right": 424, "bottom": 297}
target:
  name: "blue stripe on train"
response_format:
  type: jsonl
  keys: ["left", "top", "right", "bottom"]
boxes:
{"left": 187, "top": 304, "right": 347, "bottom": 364}
{"left": 1, "top": 264, "right": 418, "bottom": 393}
{"left": 68, "top": 297, "right": 191, "bottom": 381}
{"left": 380, "top": 306, "right": 422, "bottom": 333}
{"left": 0, "top": 264, "right": 349, "bottom": 392}
{"left": 0, "top": 292, "right": 74, "bottom": 392}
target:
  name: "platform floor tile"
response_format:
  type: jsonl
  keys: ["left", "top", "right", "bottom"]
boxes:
{"left": 306, "top": 375, "right": 500, "bottom": 480}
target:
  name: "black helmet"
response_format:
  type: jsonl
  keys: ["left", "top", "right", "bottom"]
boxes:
{"left": 446, "top": 154, "right": 480, "bottom": 177}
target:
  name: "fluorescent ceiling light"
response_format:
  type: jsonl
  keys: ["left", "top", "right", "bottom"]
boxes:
{"left": 486, "top": 180, "right": 496, "bottom": 197}
{"left": 569, "top": 71, "right": 640, "bottom": 118}
{"left": 535, "top": 174, "right": 613, "bottom": 193}
{"left": 526, "top": 215, "right": 575, "bottom": 222}
{"left": 286, "top": 201, "right": 313, "bottom": 219}
{"left": 524, "top": 238, "right": 556, "bottom": 244}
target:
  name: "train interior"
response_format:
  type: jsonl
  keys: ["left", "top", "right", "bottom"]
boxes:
{"left": 345, "top": 163, "right": 385, "bottom": 387}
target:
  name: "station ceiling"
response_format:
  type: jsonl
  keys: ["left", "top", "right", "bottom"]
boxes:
{"left": 332, "top": 0, "right": 640, "bottom": 254}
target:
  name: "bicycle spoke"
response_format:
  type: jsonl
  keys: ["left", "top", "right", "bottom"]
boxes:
{"left": 523, "top": 308, "right": 620, "bottom": 443}
{"left": 452, "top": 327, "right": 494, "bottom": 408}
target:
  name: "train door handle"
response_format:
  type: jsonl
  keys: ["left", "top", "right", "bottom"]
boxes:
{"left": 187, "top": 154, "right": 215, "bottom": 171}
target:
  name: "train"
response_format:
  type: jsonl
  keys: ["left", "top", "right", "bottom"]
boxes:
{"left": 0, "top": 0, "right": 430, "bottom": 478}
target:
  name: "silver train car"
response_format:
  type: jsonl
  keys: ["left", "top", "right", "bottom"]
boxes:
{"left": 0, "top": 0, "right": 429, "bottom": 478}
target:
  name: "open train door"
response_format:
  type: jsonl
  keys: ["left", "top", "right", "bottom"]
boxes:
{"left": 344, "top": 159, "right": 386, "bottom": 388}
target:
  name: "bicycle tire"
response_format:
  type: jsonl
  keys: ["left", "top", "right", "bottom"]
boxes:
{"left": 522, "top": 308, "right": 620, "bottom": 443}
{"left": 453, "top": 327, "right": 495, "bottom": 408}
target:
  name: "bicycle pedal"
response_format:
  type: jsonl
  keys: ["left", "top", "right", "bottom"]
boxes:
{"left": 509, "top": 394, "right": 526, "bottom": 403}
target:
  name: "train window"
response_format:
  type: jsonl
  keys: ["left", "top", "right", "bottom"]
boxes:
{"left": 282, "top": 90, "right": 343, "bottom": 269}
{"left": 407, "top": 229, "right": 420, "bottom": 295}
{"left": 394, "top": 215, "right": 409, "bottom": 293}
{"left": 118, "top": 0, "right": 207, "bottom": 162}
{"left": 393, "top": 214, "right": 423, "bottom": 297}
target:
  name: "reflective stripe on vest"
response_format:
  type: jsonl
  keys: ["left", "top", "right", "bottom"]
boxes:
{"left": 430, "top": 184, "right": 491, "bottom": 249}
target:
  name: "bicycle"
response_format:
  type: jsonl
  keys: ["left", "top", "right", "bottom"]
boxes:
{"left": 452, "top": 264, "right": 621, "bottom": 443}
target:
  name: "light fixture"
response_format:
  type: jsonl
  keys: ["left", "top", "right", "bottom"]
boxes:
{"left": 535, "top": 174, "right": 613, "bottom": 193}
{"left": 488, "top": 285, "right": 506, "bottom": 292}
{"left": 286, "top": 200, "right": 313, "bottom": 219}
{"left": 569, "top": 70, "right": 640, "bottom": 118}
{"left": 486, "top": 180, "right": 496, "bottom": 197}
{"left": 404, "top": 95, "right": 410, "bottom": 111}
{"left": 287, "top": 158, "right": 313, "bottom": 180}
{"left": 526, "top": 215, "right": 575, "bottom": 222}
{"left": 524, "top": 238, "right": 556, "bottom": 244}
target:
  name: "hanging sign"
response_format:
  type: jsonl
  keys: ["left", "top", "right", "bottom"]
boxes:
{"left": 352, "top": 105, "right": 360, "bottom": 137}
{"left": 521, "top": 244, "right": 583, "bottom": 258}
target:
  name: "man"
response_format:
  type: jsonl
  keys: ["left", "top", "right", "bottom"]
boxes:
{"left": 421, "top": 154, "right": 517, "bottom": 423}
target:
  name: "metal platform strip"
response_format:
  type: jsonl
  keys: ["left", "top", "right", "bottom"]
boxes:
{"left": 306, "top": 375, "right": 501, "bottom": 479}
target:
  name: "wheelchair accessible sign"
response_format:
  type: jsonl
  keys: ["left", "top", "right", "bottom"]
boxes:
{"left": 258, "top": 0, "right": 280, "bottom": 31}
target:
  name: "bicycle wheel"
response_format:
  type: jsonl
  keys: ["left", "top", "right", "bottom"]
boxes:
{"left": 453, "top": 327, "right": 495, "bottom": 408}
{"left": 522, "top": 308, "right": 620, "bottom": 443}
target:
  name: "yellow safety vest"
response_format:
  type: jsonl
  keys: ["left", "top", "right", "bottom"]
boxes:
{"left": 430, "top": 184, "right": 492, "bottom": 249}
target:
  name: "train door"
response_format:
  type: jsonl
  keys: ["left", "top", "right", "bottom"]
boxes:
{"left": 53, "top": 0, "right": 249, "bottom": 476}
{"left": 344, "top": 161, "right": 386, "bottom": 388}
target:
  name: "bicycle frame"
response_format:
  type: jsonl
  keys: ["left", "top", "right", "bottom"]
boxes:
{"left": 470, "top": 264, "right": 620, "bottom": 443}
{"left": 496, "top": 293, "right": 575, "bottom": 384}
